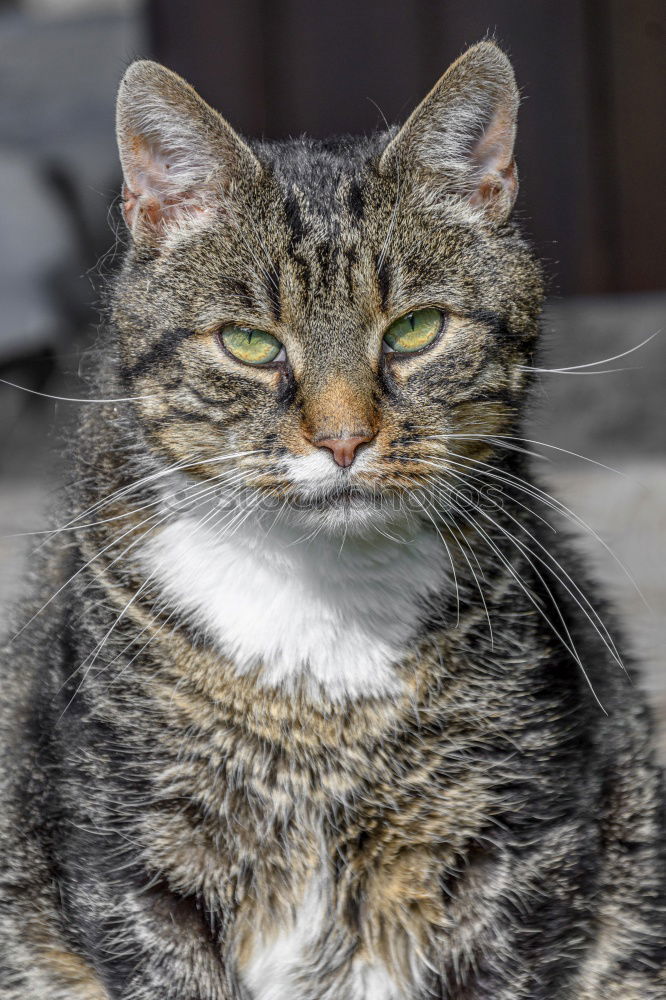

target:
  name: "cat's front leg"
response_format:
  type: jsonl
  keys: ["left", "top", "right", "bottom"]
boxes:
{"left": 56, "top": 875, "right": 235, "bottom": 1000}
{"left": 0, "top": 900, "right": 233, "bottom": 1000}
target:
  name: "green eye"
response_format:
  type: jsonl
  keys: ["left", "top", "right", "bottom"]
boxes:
{"left": 383, "top": 308, "right": 444, "bottom": 354}
{"left": 220, "top": 326, "right": 284, "bottom": 366}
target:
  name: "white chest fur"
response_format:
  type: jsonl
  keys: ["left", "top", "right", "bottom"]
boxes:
{"left": 138, "top": 504, "right": 447, "bottom": 701}
{"left": 240, "top": 874, "right": 408, "bottom": 1000}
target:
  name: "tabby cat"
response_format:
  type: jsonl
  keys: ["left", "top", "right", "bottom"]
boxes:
{"left": 1, "top": 41, "right": 664, "bottom": 1000}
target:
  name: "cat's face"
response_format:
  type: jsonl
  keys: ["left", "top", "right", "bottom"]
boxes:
{"left": 113, "top": 44, "right": 542, "bottom": 532}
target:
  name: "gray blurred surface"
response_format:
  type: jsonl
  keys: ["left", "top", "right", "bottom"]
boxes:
{"left": 536, "top": 294, "right": 666, "bottom": 459}
{"left": 0, "top": 5, "right": 144, "bottom": 359}
{"left": 553, "top": 462, "right": 666, "bottom": 761}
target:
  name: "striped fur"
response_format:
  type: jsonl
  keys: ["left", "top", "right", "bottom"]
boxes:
{"left": 1, "top": 42, "right": 664, "bottom": 999}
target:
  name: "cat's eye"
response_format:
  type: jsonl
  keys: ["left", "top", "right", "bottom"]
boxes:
{"left": 220, "top": 325, "right": 285, "bottom": 366}
{"left": 383, "top": 308, "right": 444, "bottom": 355}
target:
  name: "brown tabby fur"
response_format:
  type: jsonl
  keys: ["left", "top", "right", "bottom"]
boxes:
{"left": 0, "top": 41, "right": 664, "bottom": 1000}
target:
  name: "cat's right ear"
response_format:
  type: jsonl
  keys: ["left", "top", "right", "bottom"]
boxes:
{"left": 379, "top": 41, "right": 519, "bottom": 224}
{"left": 116, "top": 60, "right": 260, "bottom": 247}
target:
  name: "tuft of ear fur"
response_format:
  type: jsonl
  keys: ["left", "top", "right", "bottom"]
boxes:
{"left": 116, "top": 60, "right": 260, "bottom": 246}
{"left": 380, "top": 41, "right": 519, "bottom": 224}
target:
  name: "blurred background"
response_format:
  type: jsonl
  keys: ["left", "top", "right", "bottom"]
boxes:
{"left": 0, "top": 0, "right": 664, "bottom": 749}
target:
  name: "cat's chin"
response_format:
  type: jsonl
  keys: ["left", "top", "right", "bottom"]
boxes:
{"left": 295, "top": 501, "right": 386, "bottom": 536}
{"left": 280, "top": 485, "right": 417, "bottom": 538}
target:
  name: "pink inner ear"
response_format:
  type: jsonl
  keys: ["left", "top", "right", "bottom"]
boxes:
{"left": 468, "top": 158, "right": 518, "bottom": 212}
{"left": 471, "top": 104, "right": 515, "bottom": 172}
{"left": 466, "top": 105, "right": 518, "bottom": 217}
{"left": 121, "top": 133, "right": 213, "bottom": 238}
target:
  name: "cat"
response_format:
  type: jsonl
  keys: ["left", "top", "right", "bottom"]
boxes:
{"left": 0, "top": 40, "right": 664, "bottom": 1000}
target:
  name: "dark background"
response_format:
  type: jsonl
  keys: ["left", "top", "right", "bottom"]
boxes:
{"left": 1, "top": 0, "right": 664, "bottom": 372}
{"left": 149, "top": 0, "right": 666, "bottom": 297}
{"left": 0, "top": 0, "right": 664, "bottom": 750}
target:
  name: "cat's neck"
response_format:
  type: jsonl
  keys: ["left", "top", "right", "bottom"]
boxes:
{"left": 138, "top": 502, "right": 451, "bottom": 702}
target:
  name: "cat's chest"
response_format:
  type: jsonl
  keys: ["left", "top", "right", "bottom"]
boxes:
{"left": 139, "top": 512, "right": 447, "bottom": 701}
{"left": 241, "top": 900, "right": 409, "bottom": 1000}
{"left": 239, "top": 873, "right": 408, "bottom": 1000}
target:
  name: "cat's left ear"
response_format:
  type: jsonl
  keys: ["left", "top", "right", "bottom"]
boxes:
{"left": 380, "top": 41, "right": 519, "bottom": 224}
{"left": 116, "top": 60, "right": 260, "bottom": 246}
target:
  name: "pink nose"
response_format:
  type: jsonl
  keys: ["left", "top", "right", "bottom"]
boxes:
{"left": 314, "top": 434, "right": 374, "bottom": 468}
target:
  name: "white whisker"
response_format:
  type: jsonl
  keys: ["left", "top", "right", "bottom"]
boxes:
{"left": 429, "top": 478, "right": 607, "bottom": 713}
{"left": 520, "top": 329, "right": 660, "bottom": 374}
{"left": 0, "top": 378, "right": 155, "bottom": 404}
{"left": 419, "top": 455, "right": 625, "bottom": 667}
{"left": 410, "top": 492, "right": 461, "bottom": 629}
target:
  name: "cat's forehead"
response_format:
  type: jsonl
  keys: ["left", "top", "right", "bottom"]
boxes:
{"left": 213, "top": 136, "right": 395, "bottom": 345}
{"left": 255, "top": 135, "right": 387, "bottom": 235}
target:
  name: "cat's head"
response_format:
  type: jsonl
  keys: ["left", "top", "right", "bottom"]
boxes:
{"left": 113, "top": 42, "right": 542, "bottom": 533}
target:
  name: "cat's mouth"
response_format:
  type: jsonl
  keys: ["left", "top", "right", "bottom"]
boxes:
{"left": 277, "top": 453, "right": 402, "bottom": 528}
{"left": 289, "top": 483, "right": 379, "bottom": 513}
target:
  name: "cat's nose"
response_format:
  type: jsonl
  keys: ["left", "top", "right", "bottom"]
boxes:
{"left": 314, "top": 432, "right": 375, "bottom": 468}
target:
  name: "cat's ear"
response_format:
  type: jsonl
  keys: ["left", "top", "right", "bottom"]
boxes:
{"left": 380, "top": 41, "right": 519, "bottom": 224}
{"left": 116, "top": 60, "right": 260, "bottom": 246}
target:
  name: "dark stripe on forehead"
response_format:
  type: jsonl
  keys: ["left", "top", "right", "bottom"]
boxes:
{"left": 347, "top": 181, "right": 364, "bottom": 224}
{"left": 313, "top": 238, "right": 337, "bottom": 292}
{"left": 344, "top": 247, "right": 358, "bottom": 297}
{"left": 284, "top": 190, "right": 305, "bottom": 245}
{"left": 290, "top": 247, "right": 312, "bottom": 295}
{"left": 376, "top": 255, "right": 391, "bottom": 312}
